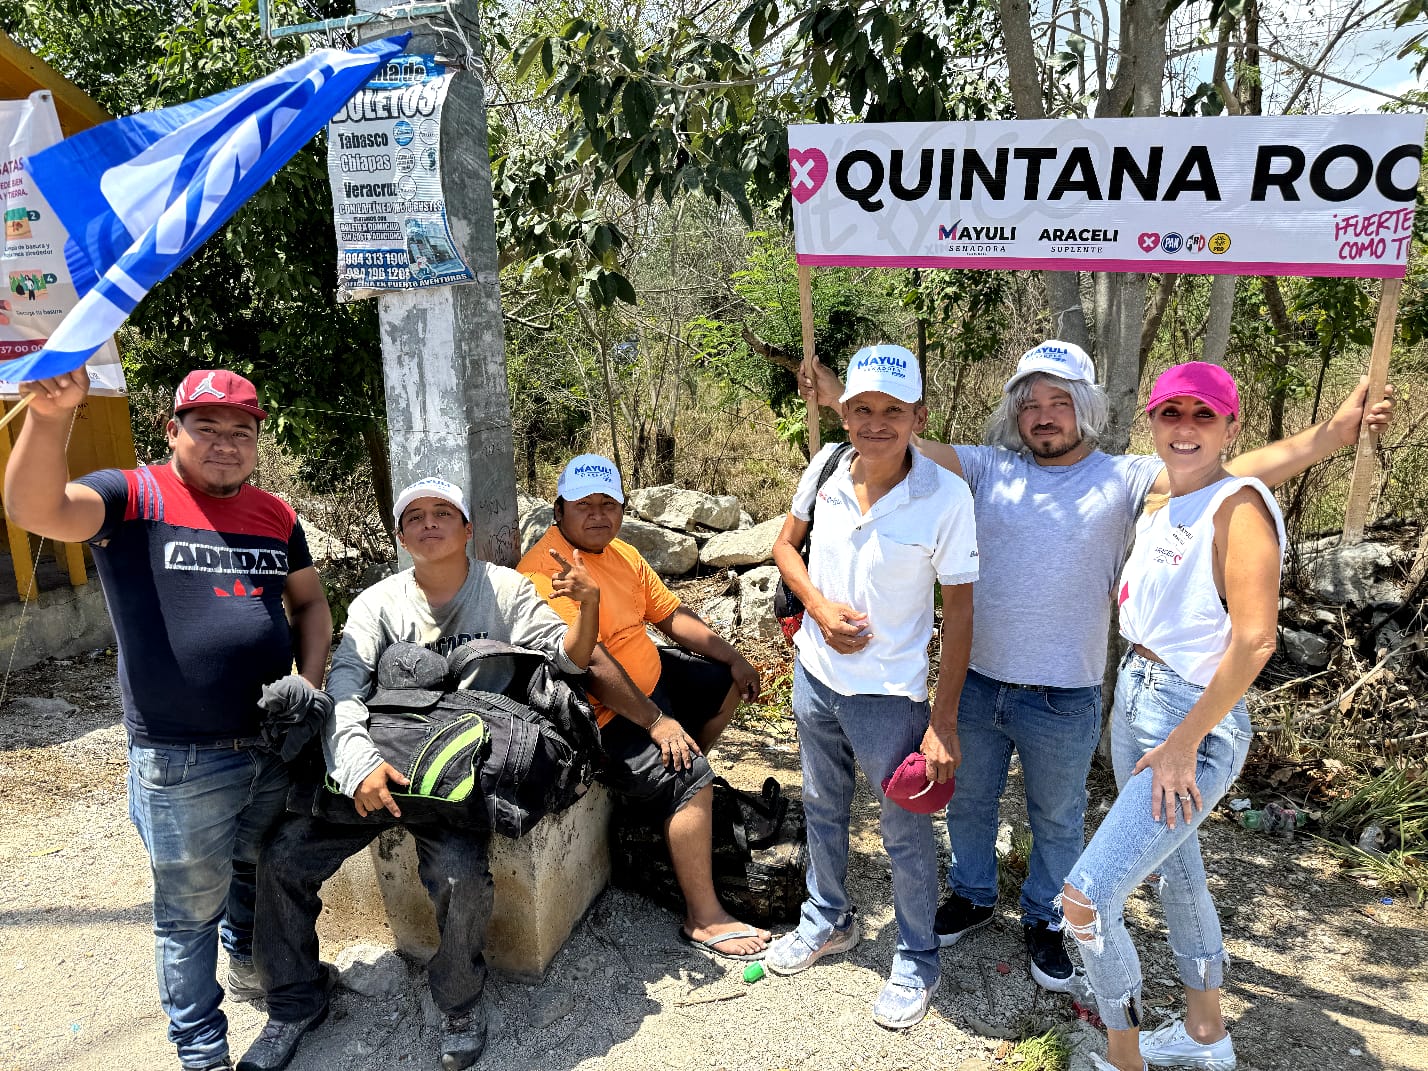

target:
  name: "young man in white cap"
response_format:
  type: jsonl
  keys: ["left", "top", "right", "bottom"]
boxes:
{"left": 243, "top": 476, "right": 602, "bottom": 1071}
{"left": 803, "top": 341, "right": 1395, "bottom": 999}
{"left": 4, "top": 367, "right": 332, "bottom": 1071}
{"left": 518, "top": 455, "right": 770, "bottom": 960}
{"left": 769, "top": 344, "right": 979, "bottom": 1029}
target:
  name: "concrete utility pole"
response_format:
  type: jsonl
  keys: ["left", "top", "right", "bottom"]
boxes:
{"left": 357, "top": 0, "right": 517, "bottom": 566}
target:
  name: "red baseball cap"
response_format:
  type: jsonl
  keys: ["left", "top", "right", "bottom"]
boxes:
{"left": 173, "top": 369, "right": 267, "bottom": 421}
{"left": 881, "top": 752, "right": 956, "bottom": 814}
{"left": 1146, "top": 361, "right": 1240, "bottom": 419}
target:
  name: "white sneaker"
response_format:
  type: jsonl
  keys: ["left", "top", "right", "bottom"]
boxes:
{"left": 1140, "top": 1019, "right": 1236, "bottom": 1071}
{"left": 764, "top": 919, "right": 861, "bottom": 976}
{"left": 871, "top": 977, "right": 937, "bottom": 1030}
{"left": 1089, "top": 1055, "right": 1147, "bottom": 1071}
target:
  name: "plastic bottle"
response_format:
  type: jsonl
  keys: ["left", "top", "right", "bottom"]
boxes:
{"left": 1239, "top": 803, "right": 1308, "bottom": 834}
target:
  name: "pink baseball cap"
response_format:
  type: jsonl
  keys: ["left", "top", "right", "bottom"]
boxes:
{"left": 173, "top": 369, "right": 268, "bottom": 420}
{"left": 881, "top": 752, "right": 955, "bottom": 814}
{"left": 1146, "top": 361, "right": 1240, "bottom": 418}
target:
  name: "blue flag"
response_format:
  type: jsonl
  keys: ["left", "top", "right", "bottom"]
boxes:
{"left": 0, "top": 34, "right": 409, "bottom": 384}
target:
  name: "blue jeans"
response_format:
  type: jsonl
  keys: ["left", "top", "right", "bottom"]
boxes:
{"left": 128, "top": 742, "right": 290, "bottom": 1069}
{"left": 791, "top": 660, "right": 941, "bottom": 989}
{"left": 1064, "top": 652, "right": 1251, "bottom": 1031}
{"left": 945, "top": 668, "right": 1102, "bottom": 925}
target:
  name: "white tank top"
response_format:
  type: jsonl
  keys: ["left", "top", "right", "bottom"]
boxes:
{"left": 1117, "top": 476, "right": 1285, "bottom": 686}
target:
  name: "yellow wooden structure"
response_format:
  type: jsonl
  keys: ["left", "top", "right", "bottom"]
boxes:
{"left": 0, "top": 32, "right": 137, "bottom": 601}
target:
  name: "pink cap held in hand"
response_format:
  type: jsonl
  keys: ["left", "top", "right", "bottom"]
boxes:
{"left": 881, "top": 751, "right": 955, "bottom": 814}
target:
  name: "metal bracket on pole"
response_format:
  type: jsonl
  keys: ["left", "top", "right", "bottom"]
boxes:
{"left": 257, "top": 0, "right": 455, "bottom": 39}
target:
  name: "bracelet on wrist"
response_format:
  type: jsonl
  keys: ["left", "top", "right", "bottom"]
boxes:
{"left": 648, "top": 711, "right": 665, "bottom": 732}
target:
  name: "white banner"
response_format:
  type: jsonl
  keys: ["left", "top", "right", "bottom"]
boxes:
{"left": 327, "top": 53, "right": 474, "bottom": 301}
{"left": 0, "top": 91, "right": 125, "bottom": 396}
{"left": 789, "top": 116, "right": 1426, "bottom": 278}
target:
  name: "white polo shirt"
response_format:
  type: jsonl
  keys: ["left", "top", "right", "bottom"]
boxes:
{"left": 790, "top": 443, "right": 979, "bottom": 700}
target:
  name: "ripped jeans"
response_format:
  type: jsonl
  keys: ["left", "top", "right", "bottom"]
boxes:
{"left": 1062, "top": 651, "right": 1251, "bottom": 1031}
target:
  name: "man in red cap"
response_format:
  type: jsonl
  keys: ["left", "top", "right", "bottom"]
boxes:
{"left": 5, "top": 367, "right": 332, "bottom": 1071}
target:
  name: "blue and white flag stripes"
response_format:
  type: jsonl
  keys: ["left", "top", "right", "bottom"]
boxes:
{"left": 0, "top": 33, "right": 409, "bottom": 384}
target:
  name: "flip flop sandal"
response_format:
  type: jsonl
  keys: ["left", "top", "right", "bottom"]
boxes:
{"left": 677, "top": 926, "right": 766, "bottom": 962}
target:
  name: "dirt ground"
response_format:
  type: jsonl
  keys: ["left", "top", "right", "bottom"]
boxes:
{"left": 2, "top": 650, "right": 1426, "bottom": 1071}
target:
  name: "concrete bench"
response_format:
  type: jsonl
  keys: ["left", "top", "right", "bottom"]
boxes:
{"left": 315, "top": 784, "right": 612, "bottom": 983}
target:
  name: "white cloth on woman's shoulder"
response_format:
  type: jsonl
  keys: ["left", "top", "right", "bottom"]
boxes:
{"left": 790, "top": 443, "right": 978, "bottom": 700}
{"left": 1117, "top": 475, "right": 1286, "bottom": 686}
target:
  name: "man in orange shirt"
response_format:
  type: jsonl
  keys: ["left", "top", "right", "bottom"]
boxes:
{"left": 520, "top": 454, "right": 767, "bottom": 960}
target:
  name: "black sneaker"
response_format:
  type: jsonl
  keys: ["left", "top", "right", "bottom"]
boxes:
{"left": 440, "top": 1011, "right": 488, "bottom": 1070}
{"left": 934, "top": 893, "right": 995, "bottom": 948}
{"left": 1024, "top": 920, "right": 1077, "bottom": 993}
{"left": 236, "top": 1004, "right": 329, "bottom": 1071}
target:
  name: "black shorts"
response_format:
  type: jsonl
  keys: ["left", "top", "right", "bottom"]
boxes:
{"left": 598, "top": 647, "right": 733, "bottom": 817}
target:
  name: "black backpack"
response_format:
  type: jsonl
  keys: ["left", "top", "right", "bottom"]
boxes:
{"left": 610, "top": 775, "right": 808, "bottom": 924}
{"left": 298, "top": 639, "right": 600, "bottom": 838}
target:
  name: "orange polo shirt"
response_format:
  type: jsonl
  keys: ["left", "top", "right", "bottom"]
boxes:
{"left": 519, "top": 525, "right": 681, "bottom": 726}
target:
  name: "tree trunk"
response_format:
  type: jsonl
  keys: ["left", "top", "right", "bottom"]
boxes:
{"left": 1202, "top": 274, "right": 1236, "bottom": 365}
{"left": 997, "top": 0, "right": 1091, "bottom": 351}
{"left": 1138, "top": 274, "right": 1179, "bottom": 375}
{"left": 361, "top": 419, "right": 395, "bottom": 547}
{"left": 1262, "top": 277, "right": 1293, "bottom": 441}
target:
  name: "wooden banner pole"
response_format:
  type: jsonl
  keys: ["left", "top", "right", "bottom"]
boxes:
{"left": 797, "top": 263, "right": 821, "bottom": 455}
{"left": 1341, "top": 276, "right": 1402, "bottom": 545}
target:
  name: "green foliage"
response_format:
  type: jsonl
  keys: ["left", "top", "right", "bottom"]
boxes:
{"left": 491, "top": 0, "right": 1009, "bottom": 316}
{"left": 907, "top": 269, "right": 1015, "bottom": 372}
{"left": 1009, "top": 1028, "right": 1073, "bottom": 1071}
{"left": 1323, "top": 767, "right": 1428, "bottom": 905}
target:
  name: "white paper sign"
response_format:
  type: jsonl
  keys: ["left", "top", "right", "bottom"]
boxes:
{"left": 0, "top": 91, "right": 125, "bottom": 396}
{"left": 789, "top": 116, "right": 1426, "bottom": 278}
{"left": 327, "top": 53, "right": 474, "bottom": 301}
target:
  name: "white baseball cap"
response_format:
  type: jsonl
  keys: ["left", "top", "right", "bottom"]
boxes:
{"left": 1004, "top": 340, "right": 1097, "bottom": 392}
{"left": 838, "top": 344, "right": 922, "bottom": 404}
{"left": 557, "top": 453, "right": 625, "bottom": 504}
{"left": 393, "top": 476, "right": 468, "bottom": 525}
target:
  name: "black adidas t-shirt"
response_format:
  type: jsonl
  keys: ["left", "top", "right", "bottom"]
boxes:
{"left": 76, "top": 464, "right": 313, "bottom": 745}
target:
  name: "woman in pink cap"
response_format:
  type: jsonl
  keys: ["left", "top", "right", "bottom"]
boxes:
{"left": 1060, "top": 362, "right": 1284, "bottom": 1071}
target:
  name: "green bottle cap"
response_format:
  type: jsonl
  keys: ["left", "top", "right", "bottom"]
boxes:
{"left": 742, "top": 961, "right": 766, "bottom": 983}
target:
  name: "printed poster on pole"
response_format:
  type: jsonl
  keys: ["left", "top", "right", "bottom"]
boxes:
{"left": 789, "top": 115, "right": 1426, "bottom": 279}
{"left": 327, "top": 53, "right": 474, "bottom": 301}
{"left": 0, "top": 90, "right": 126, "bottom": 397}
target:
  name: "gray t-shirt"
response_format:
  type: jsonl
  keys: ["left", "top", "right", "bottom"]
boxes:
{"left": 952, "top": 445, "right": 1164, "bottom": 688}
{"left": 324, "top": 560, "right": 580, "bottom": 796}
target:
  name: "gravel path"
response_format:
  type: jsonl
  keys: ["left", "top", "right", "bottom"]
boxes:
{"left": 1, "top": 655, "right": 1425, "bottom": 1071}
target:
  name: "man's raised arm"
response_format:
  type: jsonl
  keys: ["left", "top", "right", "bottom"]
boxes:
{"left": 5, "top": 371, "right": 105, "bottom": 542}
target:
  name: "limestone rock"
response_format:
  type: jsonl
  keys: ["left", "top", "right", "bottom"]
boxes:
{"left": 738, "top": 565, "right": 783, "bottom": 641}
{"left": 333, "top": 943, "right": 407, "bottom": 998}
{"left": 618, "top": 516, "right": 698, "bottom": 575}
{"left": 3, "top": 696, "right": 78, "bottom": 717}
{"left": 528, "top": 985, "right": 577, "bottom": 1028}
{"left": 297, "top": 515, "right": 358, "bottom": 565}
{"left": 518, "top": 498, "right": 554, "bottom": 556}
{"left": 702, "top": 595, "right": 739, "bottom": 637}
{"left": 737, "top": 510, "right": 754, "bottom": 530}
{"left": 1281, "top": 627, "right": 1332, "bottom": 668}
{"left": 1300, "top": 540, "right": 1404, "bottom": 606}
{"left": 699, "top": 517, "right": 783, "bottom": 567}
{"left": 628, "top": 486, "right": 741, "bottom": 532}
